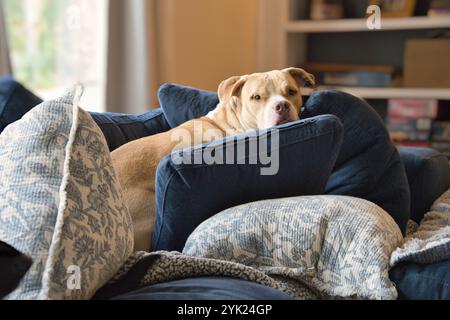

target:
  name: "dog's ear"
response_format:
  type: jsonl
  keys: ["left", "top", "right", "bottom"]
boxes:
{"left": 283, "top": 67, "right": 316, "bottom": 88}
{"left": 218, "top": 75, "right": 248, "bottom": 102}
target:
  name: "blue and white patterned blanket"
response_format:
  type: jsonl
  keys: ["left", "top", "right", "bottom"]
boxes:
{"left": 183, "top": 196, "right": 403, "bottom": 300}
{"left": 95, "top": 196, "right": 404, "bottom": 300}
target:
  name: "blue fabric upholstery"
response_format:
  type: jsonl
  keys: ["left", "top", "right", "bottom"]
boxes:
{"left": 90, "top": 109, "right": 171, "bottom": 152}
{"left": 158, "top": 84, "right": 411, "bottom": 233}
{"left": 301, "top": 91, "right": 410, "bottom": 233}
{"left": 152, "top": 115, "right": 344, "bottom": 252}
{"left": 111, "top": 277, "right": 293, "bottom": 300}
{"left": 399, "top": 147, "right": 450, "bottom": 223}
{"left": 0, "top": 76, "right": 42, "bottom": 133}
{"left": 390, "top": 260, "right": 450, "bottom": 300}
{"left": 158, "top": 83, "right": 219, "bottom": 128}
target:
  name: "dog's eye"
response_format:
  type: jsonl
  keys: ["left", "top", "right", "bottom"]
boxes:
{"left": 288, "top": 89, "right": 298, "bottom": 96}
{"left": 252, "top": 95, "right": 262, "bottom": 101}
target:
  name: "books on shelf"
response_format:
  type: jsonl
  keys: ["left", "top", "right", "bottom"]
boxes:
{"left": 428, "top": 0, "right": 450, "bottom": 16}
{"left": 306, "top": 63, "right": 399, "bottom": 87}
{"left": 432, "top": 121, "right": 450, "bottom": 142}
{"left": 397, "top": 141, "right": 431, "bottom": 148}
{"left": 321, "top": 72, "right": 392, "bottom": 87}
{"left": 388, "top": 99, "right": 439, "bottom": 118}
{"left": 388, "top": 117, "right": 433, "bottom": 142}
{"left": 387, "top": 99, "right": 439, "bottom": 144}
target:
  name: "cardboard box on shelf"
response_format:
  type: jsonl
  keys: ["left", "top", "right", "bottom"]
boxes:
{"left": 404, "top": 38, "right": 450, "bottom": 88}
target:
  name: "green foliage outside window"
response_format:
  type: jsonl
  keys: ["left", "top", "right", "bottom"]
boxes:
{"left": 4, "top": 0, "right": 63, "bottom": 90}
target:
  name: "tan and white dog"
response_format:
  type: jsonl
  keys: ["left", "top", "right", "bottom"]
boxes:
{"left": 111, "top": 68, "right": 315, "bottom": 251}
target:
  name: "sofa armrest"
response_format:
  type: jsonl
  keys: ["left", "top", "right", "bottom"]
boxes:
{"left": 90, "top": 108, "right": 171, "bottom": 152}
{"left": 399, "top": 147, "right": 450, "bottom": 223}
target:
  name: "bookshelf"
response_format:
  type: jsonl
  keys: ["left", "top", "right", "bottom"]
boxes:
{"left": 285, "top": 16, "right": 450, "bottom": 33}
{"left": 256, "top": 0, "right": 450, "bottom": 155}
{"left": 303, "top": 87, "right": 450, "bottom": 100}
{"left": 258, "top": 0, "right": 450, "bottom": 101}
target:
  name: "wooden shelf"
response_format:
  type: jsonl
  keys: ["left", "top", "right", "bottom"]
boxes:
{"left": 286, "top": 16, "right": 450, "bottom": 33}
{"left": 303, "top": 87, "right": 450, "bottom": 100}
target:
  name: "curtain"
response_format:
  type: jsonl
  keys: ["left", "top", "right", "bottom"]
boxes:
{"left": 0, "top": 0, "right": 12, "bottom": 75}
{"left": 105, "top": 0, "right": 158, "bottom": 114}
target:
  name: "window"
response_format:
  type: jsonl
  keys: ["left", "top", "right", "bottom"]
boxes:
{"left": 4, "top": 0, "right": 108, "bottom": 112}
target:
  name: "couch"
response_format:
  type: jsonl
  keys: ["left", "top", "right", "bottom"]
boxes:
{"left": 1, "top": 76, "right": 449, "bottom": 300}
{"left": 90, "top": 98, "right": 450, "bottom": 301}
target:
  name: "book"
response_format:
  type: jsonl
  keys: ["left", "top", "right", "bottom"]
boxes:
{"left": 396, "top": 141, "right": 432, "bottom": 148}
{"left": 320, "top": 72, "right": 392, "bottom": 87}
{"left": 388, "top": 99, "right": 439, "bottom": 119}
{"left": 387, "top": 117, "right": 433, "bottom": 142}
{"left": 307, "top": 63, "right": 398, "bottom": 87}
{"left": 306, "top": 63, "right": 397, "bottom": 73}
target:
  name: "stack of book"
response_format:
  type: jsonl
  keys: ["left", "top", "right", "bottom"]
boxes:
{"left": 428, "top": 0, "right": 450, "bottom": 16}
{"left": 306, "top": 63, "right": 399, "bottom": 87}
{"left": 387, "top": 99, "right": 439, "bottom": 148}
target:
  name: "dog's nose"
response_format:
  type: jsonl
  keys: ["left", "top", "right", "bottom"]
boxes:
{"left": 274, "top": 102, "right": 290, "bottom": 114}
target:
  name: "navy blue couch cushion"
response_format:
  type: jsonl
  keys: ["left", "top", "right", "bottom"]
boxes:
{"left": 158, "top": 83, "right": 219, "bottom": 128}
{"left": 0, "top": 76, "right": 42, "bottom": 133}
{"left": 399, "top": 147, "right": 450, "bottom": 223}
{"left": 111, "top": 277, "right": 293, "bottom": 300}
{"left": 390, "top": 260, "right": 450, "bottom": 300}
{"left": 90, "top": 109, "right": 171, "bottom": 152}
{"left": 152, "top": 115, "right": 344, "bottom": 252}
{"left": 302, "top": 91, "right": 411, "bottom": 233}
{"left": 157, "top": 84, "right": 410, "bottom": 233}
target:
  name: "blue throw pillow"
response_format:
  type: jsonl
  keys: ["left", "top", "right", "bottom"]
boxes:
{"left": 302, "top": 91, "right": 411, "bottom": 234}
{"left": 152, "top": 115, "right": 344, "bottom": 252}
{"left": 0, "top": 76, "right": 42, "bottom": 133}
{"left": 390, "top": 260, "right": 450, "bottom": 300}
{"left": 158, "top": 83, "right": 219, "bottom": 128}
{"left": 157, "top": 84, "right": 411, "bottom": 233}
{"left": 90, "top": 109, "right": 171, "bottom": 152}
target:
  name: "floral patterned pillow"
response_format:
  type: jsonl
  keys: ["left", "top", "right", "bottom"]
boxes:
{"left": 183, "top": 196, "right": 403, "bottom": 300}
{"left": 0, "top": 86, "right": 134, "bottom": 300}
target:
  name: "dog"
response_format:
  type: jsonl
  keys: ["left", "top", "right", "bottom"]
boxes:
{"left": 0, "top": 241, "right": 33, "bottom": 299}
{"left": 111, "top": 68, "right": 316, "bottom": 252}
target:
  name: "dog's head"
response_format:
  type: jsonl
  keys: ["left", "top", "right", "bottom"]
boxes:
{"left": 218, "top": 68, "right": 315, "bottom": 130}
